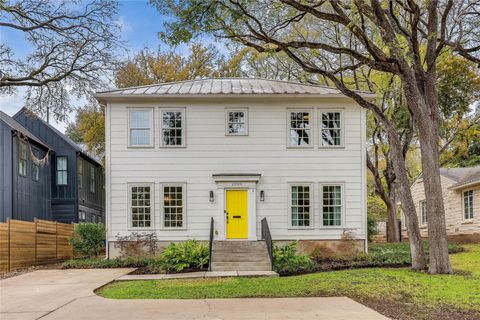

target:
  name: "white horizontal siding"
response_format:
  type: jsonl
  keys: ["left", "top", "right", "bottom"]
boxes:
{"left": 106, "top": 98, "right": 366, "bottom": 242}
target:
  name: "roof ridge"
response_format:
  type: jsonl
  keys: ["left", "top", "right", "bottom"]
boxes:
{"left": 97, "top": 77, "right": 365, "bottom": 94}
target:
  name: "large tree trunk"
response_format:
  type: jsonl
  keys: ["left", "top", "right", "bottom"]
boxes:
{"left": 386, "top": 200, "right": 400, "bottom": 243}
{"left": 383, "top": 128, "right": 427, "bottom": 270}
{"left": 417, "top": 119, "right": 452, "bottom": 274}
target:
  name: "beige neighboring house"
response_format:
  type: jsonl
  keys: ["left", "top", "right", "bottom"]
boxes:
{"left": 403, "top": 166, "right": 480, "bottom": 243}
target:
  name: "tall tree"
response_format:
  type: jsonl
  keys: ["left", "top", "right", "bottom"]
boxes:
{"left": 0, "top": 0, "right": 122, "bottom": 122}
{"left": 152, "top": 0, "right": 480, "bottom": 273}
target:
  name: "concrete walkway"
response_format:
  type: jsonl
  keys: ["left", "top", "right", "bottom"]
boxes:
{"left": 0, "top": 269, "right": 389, "bottom": 320}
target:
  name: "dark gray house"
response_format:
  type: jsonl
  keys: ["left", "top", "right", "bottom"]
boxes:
{"left": 0, "top": 108, "right": 105, "bottom": 224}
{"left": 0, "top": 111, "right": 52, "bottom": 222}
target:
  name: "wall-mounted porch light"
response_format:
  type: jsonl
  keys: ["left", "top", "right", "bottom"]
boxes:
{"left": 209, "top": 190, "right": 215, "bottom": 203}
{"left": 260, "top": 190, "right": 265, "bottom": 202}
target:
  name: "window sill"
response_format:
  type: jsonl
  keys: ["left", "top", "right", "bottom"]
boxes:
{"left": 286, "top": 146, "right": 314, "bottom": 149}
{"left": 318, "top": 145, "right": 345, "bottom": 149}
{"left": 127, "top": 227, "right": 155, "bottom": 231}
{"left": 159, "top": 146, "right": 187, "bottom": 149}
{"left": 127, "top": 145, "right": 155, "bottom": 149}
{"left": 160, "top": 227, "right": 187, "bottom": 231}
{"left": 461, "top": 220, "right": 474, "bottom": 225}
{"left": 288, "top": 227, "right": 315, "bottom": 230}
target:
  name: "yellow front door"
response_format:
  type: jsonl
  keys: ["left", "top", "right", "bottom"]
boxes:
{"left": 226, "top": 190, "right": 248, "bottom": 239}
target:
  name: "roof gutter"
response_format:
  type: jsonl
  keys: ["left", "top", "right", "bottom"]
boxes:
{"left": 448, "top": 180, "right": 480, "bottom": 190}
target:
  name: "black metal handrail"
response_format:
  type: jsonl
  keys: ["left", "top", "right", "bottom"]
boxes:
{"left": 208, "top": 217, "right": 214, "bottom": 271}
{"left": 261, "top": 217, "right": 273, "bottom": 270}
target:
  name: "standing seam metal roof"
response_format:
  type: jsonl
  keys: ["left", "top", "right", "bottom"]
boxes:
{"left": 96, "top": 77, "right": 370, "bottom": 97}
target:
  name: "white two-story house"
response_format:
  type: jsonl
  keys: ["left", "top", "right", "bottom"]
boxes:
{"left": 96, "top": 78, "right": 371, "bottom": 269}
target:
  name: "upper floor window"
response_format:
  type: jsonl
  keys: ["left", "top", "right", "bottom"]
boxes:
{"left": 129, "top": 184, "right": 153, "bottom": 228}
{"left": 321, "top": 111, "right": 342, "bottom": 147}
{"left": 226, "top": 109, "right": 248, "bottom": 135}
{"left": 463, "top": 190, "right": 474, "bottom": 220}
{"left": 128, "top": 109, "right": 153, "bottom": 147}
{"left": 162, "top": 184, "right": 186, "bottom": 228}
{"left": 288, "top": 110, "right": 312, "bottom": 147}
{"left": 18, "top": 141, "right": 27, "bottom": 177}
{"left": 31, "top": 148, "right": 40, "bottom": 182}
{"left": 90, "top": 166, "right": 95, "bottom": 193}
{"left": 56, "top": 156, "right": 68, "bottom": 186}
{"left": 420, "top": 200, "right": 427, "bottom": 225}
{"left": 322, "top": 184, "right": 343, "bottom": 227}
{"left": 161, "top": 109, "right": 185, "bottom": 147}
{"left": 78, "top": 161, "right": 83, "bottom": 189}
{"left": 290, "top": 184, "right": 312, "bottom": 227}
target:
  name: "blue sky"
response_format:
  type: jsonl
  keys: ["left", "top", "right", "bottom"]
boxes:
{"left": 0, "top": 0, "right": 195, "bottom": 132}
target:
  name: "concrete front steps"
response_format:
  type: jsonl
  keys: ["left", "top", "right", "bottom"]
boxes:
{"left": 211, "top": 240, "right": 272, "bottom": 272}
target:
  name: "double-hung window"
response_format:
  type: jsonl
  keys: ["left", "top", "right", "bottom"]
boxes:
{"left": 128, "top": 109, "right": 153, "bottom": 147}
{"left": 463, "top": 190, "right": 474, "bottom": 220}
{"left": 290, "top": 184, "right": 312, "bottom": 227}
{"left": 420, "top": 200, "right": 427, "bottom": 225}
{"left": 90, "top": 166, "right": 95, "bottom": 193}
{"left": 162, "top": 184, "right": 185, "bottom": 228}
{"left": 56, "top": 156, "right": 68, "bottom": 186}
{"left": 288, "top": 110, "right": 312, "bottom": 147}
{"left": 31, "top": 148, "right": 39, "bottom": 182}
{"left": 226, "top": 109, "right": 248, "bottom": 135}
{"left": 160, "top": 109, "right": 185, "bottom": 147}
{"left": 322, "top": 184, "right": 343, "bottom": 227}
{"left": 18, "top": 141, "right": 27, "bottom": 177}
{"left": 321, "top": 111, "right": 343, "bottom": 147}
{"left": 129, "top": 184, "right": 153, "bottom": 228}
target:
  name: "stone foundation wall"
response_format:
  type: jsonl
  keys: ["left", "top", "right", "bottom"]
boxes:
{"left": 107, "top": 239, "right": 366, "bottom": 258}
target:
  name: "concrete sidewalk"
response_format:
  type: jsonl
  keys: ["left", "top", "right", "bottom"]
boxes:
{"left": 0, "top": 269, "right": 389, "bottom": 320}
{"left": 117, "top": 270, "right": 278, "bottom": 280}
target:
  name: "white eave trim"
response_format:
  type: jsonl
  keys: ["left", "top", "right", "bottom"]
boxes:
{"left": 212, "top": 174, "right": 261, "bottom": 183}
{"left": 449, "top": 180, "right": 480, "bottom": 190}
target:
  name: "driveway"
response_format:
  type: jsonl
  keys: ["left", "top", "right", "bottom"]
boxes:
{"left": 0, "top": 269, "right": 389, "bottom": 320}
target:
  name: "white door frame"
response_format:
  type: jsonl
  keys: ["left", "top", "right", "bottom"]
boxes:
{"left": 212, "top": 174, "right": 260, "bottom": 241}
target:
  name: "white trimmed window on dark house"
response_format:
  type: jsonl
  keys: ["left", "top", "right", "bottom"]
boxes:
{"left": 77, "top": 160, "right": 83, "bottom": 189}
{"left": 160, "top": 109, "right": 185, "bottom": 147}
{"left": 56, "top": 156, "right": 68, "bottom": 185}
{"left": 31, "top": 148, "right": 40, "bottom": 182}
{"left": 18, "top": 141, "right": 27, "bottom": 177}
{"left": 90, "top": 166, "right": 95, "bottom": 193}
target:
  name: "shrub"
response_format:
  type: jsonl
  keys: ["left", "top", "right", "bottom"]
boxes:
{"left": 273, "top": 242, "right": 314, "bottom": 276}
{"left": 367, "top": 214, "right": 378, "bottom": 242}
{"left": 114, "top": 232, "right": 159, "bottom": 258}
{"left": 62, "top": 256, "right": 153, "bottom": 269}
{"left": 152, "top": 240, "right": 209, "bottom": 273}
{"left": 69, "top": 223, "right": 105, "bottom": 258}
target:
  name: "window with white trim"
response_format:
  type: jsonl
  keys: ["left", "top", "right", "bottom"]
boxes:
{"left": 130, "top": 185, "right": 152, "bottom": 228}
{"left": 128, "top": 109, "right": 153, "bottom": 147}
{"left": 322, "top": 185, "right": 343, "bottom": 226}
{"left": 463, "top": 190, "right": 474, "bottom": 220}
{"left": 161, "top": 109, "right": 185, "bottom": 147}
{"left": 290, "top": 184, "right": 312, "bottom": 227}
{"left": 162, "top": 184, "right": 185, "bottom": 228}
{"left": 226, "top": 109, "right": 248, "bottom": 135}
{"left": 18, "top": 141, "right": 27, "bottom": 177}
{"left": 321, "top": 111, "right": 342, "bottom": 146}
{"left": 420, "top": 200, "right": 427, "bottom": 225}
{"left": 56, "top": 156, "right": 68, "bottom": 185}
{"left": 288, "top": 110, "right": 311, "bottom": 147}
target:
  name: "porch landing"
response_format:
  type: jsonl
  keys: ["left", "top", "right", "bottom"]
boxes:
{"left": 117, "top": 270, "right": 279, "bottom": 281}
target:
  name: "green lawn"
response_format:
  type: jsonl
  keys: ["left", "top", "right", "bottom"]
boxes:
{"left": 97, "top": 244, "right": 480, "bottom": 316}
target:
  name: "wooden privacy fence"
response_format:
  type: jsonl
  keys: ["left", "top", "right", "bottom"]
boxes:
{"left": 0, "top": 219, "right": 74, "bottom": 273}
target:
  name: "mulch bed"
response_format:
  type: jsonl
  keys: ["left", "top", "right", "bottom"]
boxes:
{"left": 357, "top": 297, "right": 480, "bottom": 320}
